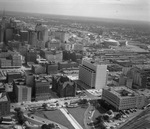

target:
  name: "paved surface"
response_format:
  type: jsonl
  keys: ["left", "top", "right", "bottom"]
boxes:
{"left": 119, "top": 108, "right": 150, "bottom": 129}
{"left": 24, "top": 111, "right": 68, "bottom": 129}
{"left": 60, "top": 108, "right": 83, "bottom": 129}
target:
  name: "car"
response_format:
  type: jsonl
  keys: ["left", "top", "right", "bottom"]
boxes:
{"left": 122, "top": 115, "right": 127, "bottom": 118}
{"left": 120, "top": 110, "right": 126, "bottom": 115}
{"left": 31, "top": 116, "right": 34, "bottom": 119}
{"left": 125, "top": 110, "right": 130, "bottom": 114}
{"left": 128, "top": 109, "right": 133, "bottom": 113}
{"left": 87, "top": 122, "right": 91, "bottom": 125}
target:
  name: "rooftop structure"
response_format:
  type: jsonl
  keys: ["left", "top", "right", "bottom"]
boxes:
{"left": 102, "top": 86, "right": 145, "bottom": 110}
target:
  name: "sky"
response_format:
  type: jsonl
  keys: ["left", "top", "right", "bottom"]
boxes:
{"left": 0, "top": 0, "right": 150, "bottom": 21}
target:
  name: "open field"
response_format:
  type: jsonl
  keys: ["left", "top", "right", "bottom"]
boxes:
{"left": 35, "top": 110, "right": 74, "bottom": 129}
{"left": 67, "top": 106, "right": 88, "bottom": 129}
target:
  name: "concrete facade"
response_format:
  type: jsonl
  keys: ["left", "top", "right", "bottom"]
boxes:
{"left": 79, "top": 59, "right": 107, "bottom": 90}
{"left": 102, "top": 86, "right": 145, "bottom": 110}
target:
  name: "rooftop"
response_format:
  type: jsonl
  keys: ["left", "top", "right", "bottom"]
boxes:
{"left": 105, "top": 86, "right": 138, "bottom": 97}
{"left": 0, "top": 93, "right": 8, "bottom": 102}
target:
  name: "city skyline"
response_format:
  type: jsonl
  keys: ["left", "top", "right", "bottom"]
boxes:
{"left": 0, "top": 0, "right": 149, "bottom": 22}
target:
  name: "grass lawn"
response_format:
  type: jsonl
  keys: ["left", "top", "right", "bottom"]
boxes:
{"left": 67, "top": 106, "right": 87, "bottom": 129}
{"left": 92, "top": 109, "right": 101, "bottom": 121}
{"left": 35, "top": 110, "right": 74, "bottom": 129}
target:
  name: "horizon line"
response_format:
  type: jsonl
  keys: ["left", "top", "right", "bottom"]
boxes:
{"left": 0, "top": 10, "right": 150, "bottom": 23}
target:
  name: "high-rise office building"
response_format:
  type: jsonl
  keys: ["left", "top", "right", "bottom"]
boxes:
{"left": 33, "top": 75, "right": 50, "bottom": 101}
{"left": 35, "top": 23, "right": 49, "bottom": 48}
{"left": 5, "top": 29, "right": 13, "bottom": 43}
{"left": 20, "top": 30, "right": 28, "bottom": 42}
{"left": 28, "top": 30, "right": 37, "bottom": 47}
{"left": 13, "top": 79, "right": 32, "bottom": 102}
{"left": 79, "top": 59, "right": 108, "bottom": 90}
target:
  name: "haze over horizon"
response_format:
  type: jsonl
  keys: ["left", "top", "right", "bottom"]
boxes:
{"left": 0, "top": 0, "right": 149, "bottom": 22}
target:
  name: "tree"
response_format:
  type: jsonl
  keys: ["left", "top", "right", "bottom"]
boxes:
{"left": 42, "top": 103, "right": 47, "bottom": 109}
{"left": 41, "top": 124, "right": 48, "bottom": 129}
{"left": 48, "top": 123, "right": 55, "bottom": 128}
{"left": 96, "top": 116, "right": 104, "bottom": 123}
{"left": 103, "top": 114, "right": 109, "bottom": 121}
{"left": 18, "top": 112, "right": 26, "bottom": 125}
{"left": 14, "top": 107, "right": 21, "bottom": 112}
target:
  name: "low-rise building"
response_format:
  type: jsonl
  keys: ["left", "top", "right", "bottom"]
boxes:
{"left": 0, "top": 92, "right": 10, "bottom": 116}
{"left": 32, "top": 64, "right": 46, "bottom": 74}
{"left": 7, "top": 71, "right": 22, "bottom": 83}
{"left": 46, "top": 62, "right": 58, "bottom": 74}
{"left": 40, "top": 49, "right": 62, "bottom": 63}
{"left": 52, "top": 75, "right": 76, "bottom": 97}
{"left": 102, "top": 86, "right": 145, "bottom": 110}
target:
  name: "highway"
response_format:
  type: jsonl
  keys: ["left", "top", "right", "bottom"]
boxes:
{"left": 60, "top": 108, "right": 83, "bottom": 129}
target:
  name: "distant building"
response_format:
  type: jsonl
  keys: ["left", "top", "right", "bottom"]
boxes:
{"left": 79, "top": 59, "right": 108, "bottom": 90}
{"left": 13, "top": 79, "right": 32, "bottom": 102}
{"left": 25, "top": 73, "right": 34, "bottom": 87}
{"left": 46, "top": 63, "right": 58, "bottom": 74}
{"left": 102, "top": 86, "right": 145, "bottom": 110}
{"left": 58, "top": 61, "right": 78, "bottom": 70}
{"left": 126, "top": 67, "right": 150, "bottom": 89}
{"left": 40, "top": 49, "right": 62, "bottom": 63}
{"left": 25, "top": 49, "right": 37, "bottom": 63}
{"left": 72, "top": 43, "right": 83, "bottom": 51}
{"left": 5, "top": 29, "right": 13, "bottom": 43}
{"left": 11, "top": 52, "right": 22, "bottom": 67}
{"left": 33, "top": 75, "right": 50, "bottom": 101}
{"left": 0, "top": 92, "right": 10, "bottom": 116}
{"left": 47, "top": 39, "right": 61, "bottom": 50}
{"left": 7, "top": 40, "right": 21, "bottom": 51}
{"left": 35, "top": 23, "right": 49, "bottom": 48}
{"left": 20, "top": 30, "right": 28, "bottom": 42}
{"left": 28, "top": 30, "right": 37, "bottom": 47}
{"left": 54, "top": 31, "right": 69, "bottom": 43}
{"left": 52, "top": 76, "right": 76, "bottom": 97}
{"left": 0, "top": 58, "right": 11, "bottom": 68}
{"left": 32, "top": 64, "right": 46, "bottom": 74}
{"left": 65, "top": 44, "right": 72, "bottom": 51}
{"left": 62, "top": 51, "right": 77, "bottom": 61}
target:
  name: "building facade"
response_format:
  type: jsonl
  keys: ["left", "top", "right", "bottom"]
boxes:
{"left": 0, "top": 92, "right": 10, "bottom": 116}
{"left": 52, "top": 76, "right": 76, "bottom": 97}
{"left": 13, "top": 79, "right": 32, "bottom": 102}
{"left": 102, "top": 86, "right": 145, "bottom": 110}
{"left": 33, "top": 75, "right": 50, "bottom": 101}
{"left": 79, "top": 59, "right": 107, "bottom": 90}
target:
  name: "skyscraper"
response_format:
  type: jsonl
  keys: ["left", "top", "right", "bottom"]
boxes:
{"left": 35, "top": 23, "right": 49, "bottom": 48}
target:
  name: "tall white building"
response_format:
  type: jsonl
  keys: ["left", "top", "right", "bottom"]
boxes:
{"left": 79, "top": 59, "right": 108, "bottom": 90}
